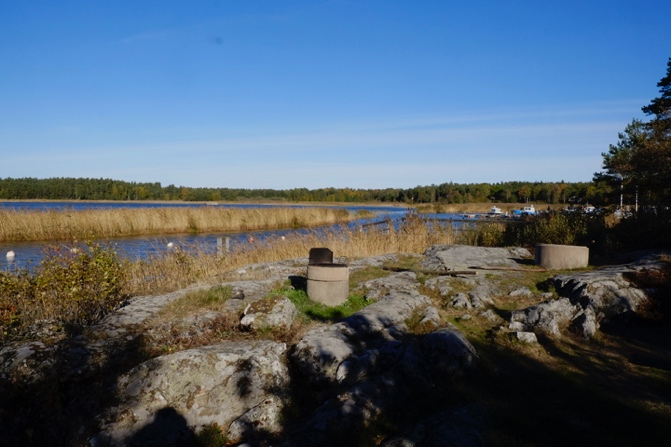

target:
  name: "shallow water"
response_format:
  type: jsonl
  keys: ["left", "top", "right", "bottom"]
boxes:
{"left": 0, "top": 202, "right": 410, "bottom": 271}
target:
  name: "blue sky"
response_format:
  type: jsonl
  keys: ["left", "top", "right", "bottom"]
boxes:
{"left": 1, "top": 1, "right": 670, "bottom": 190}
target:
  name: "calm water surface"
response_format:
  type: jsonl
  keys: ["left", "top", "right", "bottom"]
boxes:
{"left": 0, "top": 202, "right": 416, "bottom": 270}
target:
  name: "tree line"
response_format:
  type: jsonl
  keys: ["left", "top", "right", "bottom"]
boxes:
{"left": 0, "top": 176, "right": 619, "bottom": 206}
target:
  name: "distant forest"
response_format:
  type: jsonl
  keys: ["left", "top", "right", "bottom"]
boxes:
{"left": 0, "top": 177, "right": 620, "bottom": 206}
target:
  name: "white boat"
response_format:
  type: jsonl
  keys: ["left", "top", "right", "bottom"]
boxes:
{"left": 488, "top": 206, "right": 504, "bottom": 215}
{"left": 512, "top": 205, "right": 537, "bottom": 216}
{"left": 521, "top": 205, "right": 536, "bottom": 215}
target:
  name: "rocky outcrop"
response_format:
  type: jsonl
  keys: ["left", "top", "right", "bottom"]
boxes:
{"left": 551, "top": 262, "right": 653, "bottom": 322}
{"left": 289, "top": 287, "right": 476, "bottom": 446}
{"left": 240, "top": 296, "right": 298, "bottom": 331}
{"left": 505, "top": 252, "right": 669, "bottom": 339}
{"left": 1, "top": 245, "right": 666, "bottom": 446}
{"left": 93, "top": 341, "right": 289, "bottom": 446}
{"left": 509, "top": 297, "right": 579, "bottom": 337}
{"left": 292, "top": 288, "right": 469, "bottom": 386}
{"left": 422, "top": 244, "right": 532, "bottom": 271}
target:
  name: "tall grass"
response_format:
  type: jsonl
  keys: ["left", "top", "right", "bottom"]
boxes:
{"left": 0, "top": 212, "right": 460, "bottom": 340}
{"left": 129, "top": 212, "right": 459, "bottom": 296}
{"left": 10, "top": 210, "right": 610, "bottom": 340}
{"left": 0, "top": 206, "right": 354, "bottom": 242}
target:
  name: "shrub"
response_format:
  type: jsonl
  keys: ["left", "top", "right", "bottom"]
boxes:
{"left": 0, "top": 242, "right": 129, "bottom": 339}
{"left": 503, "top": 212, "right": 593, "bottom": 247}
{"left": 458, "top": 222, "right": 505, "bottom": 247}
{"left": 602, "top": 208, "right": 671, "bottom": 254}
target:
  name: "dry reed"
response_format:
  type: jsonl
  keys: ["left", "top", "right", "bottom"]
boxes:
{"left": 0, "top": 206, "right": 354, "bottom": 242}
{"left": 127, "top": 214, "right": 458, "bottom": 296}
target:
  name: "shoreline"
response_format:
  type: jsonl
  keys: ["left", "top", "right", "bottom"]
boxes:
{"left": 0, "top": 199, "right": 568, "bottom": 212}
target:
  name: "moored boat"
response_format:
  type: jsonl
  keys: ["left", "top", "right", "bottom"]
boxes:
{"left": 488, "top": 205, "right": 504, "bottom": 215}
{"left": 512, "top": 205, "right": 537, "bottom": 216}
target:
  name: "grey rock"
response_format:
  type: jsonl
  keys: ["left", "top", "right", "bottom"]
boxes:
{"left": 509, "top": 298, "right": 579, "bottom": 337}
{"left": 451, "top": 292, "right": 472, "bottom": 309}
{"left": 292, "top": 289, "right": 436, "bottom": 384}
{"left": 510, "top": 331, "right": 538, "bottom": 343}
{"left": 6, "top": 245, "right": 665, "bottom": 447}
{"left": 361, "top": 271, "right": 418, "bottom": 302}
{"left": 240, "top": 296, "right": 298, "bottom": 331}
{"left": 419, "top": 305, "right": 442, "bottom": 329}
{"left": 422, "top": 244, "right": 532, "bottom": 271}
{"left": 96, "top": 341, "right": 288, "bottom": 446}
{"left": 226, "top": 396, "right": 285, "bottom": 443}
{"left": 479, "top": 309, "right": 503, "bottom": 323}
{"left": 289, "top": 289, "right": 476, "bottom": 445}
{"left": 421, "top": 328, "right": 478, "bottom": 377}
{"left": 570, "top": 306, "right": 599, "bottom": 339}
{"left": 552, "top": 263, "right": 654, "bottom": 321}
{"left": 469, "top": 283, "right": 498, "bottom": 307}
{"left": 509, "top": 287, "right": 533, "bottom": 297}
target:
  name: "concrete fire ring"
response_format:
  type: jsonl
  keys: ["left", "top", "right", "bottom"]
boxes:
{"left": 535, "top": 243, "right": 589, "bottom": 270}
{"left": 307, "top": 263, "right": 349, "bottom": 306}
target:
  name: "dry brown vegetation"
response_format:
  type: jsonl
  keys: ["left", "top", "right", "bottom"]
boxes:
{"left": 0, "top": 206, "right": 355, "bottom": 242}
{"left": 127, "top": 213, "right": 458, "bottom": 296}
{"left": 0, "top": 212, "right": 462, "bottom": 340}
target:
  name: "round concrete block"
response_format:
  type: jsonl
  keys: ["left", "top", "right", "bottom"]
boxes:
{"left": 307, "top": 264, "right": 349, "bottom": 306}
{"left": 535, "top": 244, "right": 589, "bottom": 270}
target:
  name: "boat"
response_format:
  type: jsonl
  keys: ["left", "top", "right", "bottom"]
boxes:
{"left": 488, "top": 206, "right": 504, "bottom": 215}
{"left": 512, "top": 205, "right": 537, "bottom": 216}
{"left": 522, "top": 205, "right": 536, "bottom": 214}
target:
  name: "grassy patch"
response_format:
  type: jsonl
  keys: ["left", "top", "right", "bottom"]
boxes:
{"left": 158, "top": 285, "right": 233, "bottom": 320}
{"left": 403, "top": 305, "right": 440, "bottom": 335}
{"left": 273, "top": 285, "right": 369, "bottom": 322}
{"left": 349, "top": 265, "right": 392, "bottom": 286}
{"left": 381, "top": 254, "right": 423, "bottom": 271}
{"left": 195, "top": 422, "right": 229, "bottom": 447}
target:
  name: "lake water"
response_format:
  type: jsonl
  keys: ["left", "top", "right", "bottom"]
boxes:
{"left": 0, "top": 201, "right": 420, "bottom": 270}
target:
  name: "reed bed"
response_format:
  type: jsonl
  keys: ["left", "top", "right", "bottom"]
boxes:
{"left": 4, "top": 208, "right": 659, "bottom": 342}
{"left": 0, "top": 206, "right": 354, "bottom": 242}
{"left": 127, "top": 213, "right": 459, "bottom": 296}
{"left": 0, "top": 213, "right": 490, "bottom": 339}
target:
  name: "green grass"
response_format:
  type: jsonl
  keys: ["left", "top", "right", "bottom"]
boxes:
{"left": 158, "top": 284, "right": 233, "bottom": 319}
{"left": 272, "top": 285, "right": 370, "bottom": 322}
{"left": 195, "top": 422, "right": 229, "bottom": 447}
{"left": 348, "top": 265, "right": 391, "bottom": 286}
{"left": 381, "top": 254, "right": 423, "bottom": 271}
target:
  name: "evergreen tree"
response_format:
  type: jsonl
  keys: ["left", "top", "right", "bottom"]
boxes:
{"left": 597, "top": 58, "right": 671, "bottom": 206}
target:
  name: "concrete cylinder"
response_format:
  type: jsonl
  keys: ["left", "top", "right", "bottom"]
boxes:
{"left": 535, "top": 244, "right": 589, "bottom": 270}
{"left": 307, "top": 263, "right": 349, "bottom": 306}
